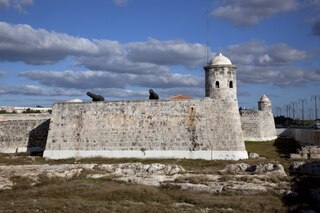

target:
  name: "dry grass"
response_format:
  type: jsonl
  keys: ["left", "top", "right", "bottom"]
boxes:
{"left": 0, "top": 176, "right": 287, "bottom": 213}
{"left": 0, "top": 138, "right": 305, "bottom": 212}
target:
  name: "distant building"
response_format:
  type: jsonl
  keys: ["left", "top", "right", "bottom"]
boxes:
{"left": 168, "top": 94, "right": 192, "bottom": 100}
{"left": 0, "top": 106, "right": 52, "bottom": 113}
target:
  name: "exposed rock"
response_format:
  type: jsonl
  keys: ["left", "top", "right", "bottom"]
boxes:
{"left": 0, "top": 164, "right": 97, "bottom": 190}
{"left": 167, "top": 182, "right": 224, "bottom": 193}
{"left": 290, "top": 146, "right": 320, "bottom": 160}
{"left": 249, "top": 152, "right": 259, "bottom": 159}
{"left": 219, "top": 163, "right": 287, "bottom": 177}
{"left": 172, "top": 202, "right": 194, "bottom": 208}
{"left": 310, "top": 154, "right": 320, "bottom": 159}
{"left": 219, "top": 163, "right": 250, "bottom": 174}
{"left": 0, "top": 177, "right": 13, "bottom": 190}
{"left": 290, "top": 153, "right": 305, "bottom": 159}
{"left": 97, "top": 163, "right": 185, "bottom": 176}
{"left": 224, "top": 181, "right": 268, "bottom": 194}
{"left": 0, "top": 162, "right": 289, "bottom": 195}
{"left": 247, "top": 163, "right": 287, "bottom": 176}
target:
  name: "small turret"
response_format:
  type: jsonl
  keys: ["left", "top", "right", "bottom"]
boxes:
{"left": 258, "top": 95, "right": 272, "bottom": 112}
{"left": 203, "top": 53, "right": 237, "bottom": 100}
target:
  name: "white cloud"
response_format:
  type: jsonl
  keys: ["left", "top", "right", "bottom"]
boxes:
{"left": 0, "top": 85, "right": 82, "bottom": 96}
{"left": 236, "top": 65, "right": 317, "bottom": 87}
{"left": 77, "top": 55, "right": 171, "bottom": 75}
{"left": 217, "top": 40, "right": 316, "bottom": 87}
{"left": 0, "top": 22, "right": 210, "bottom": 75}
{"left": 211, "top": 0, "right": 298, "bottom": 27}
{"left": 113, "top": 0, "right": 128, "bottom": 7}
{"left": 0, "top": 0, "right": 33, "bottom": 11}
{"left": 0, "top": 70, "right": 5, "bottom": 77}
{"left": 19, "top": 70, "right": 203, "bottom": 90}
{"left": 0, "top": 22, "right": 121, "bottom": 64}
{"left": 126, "top": 38, "right": 208, "bottom": 67}
{"left": 224, "top": 40, "right": 306, "bottom": 66}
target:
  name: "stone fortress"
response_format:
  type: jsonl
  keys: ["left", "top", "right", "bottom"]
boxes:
{"left": 0, "top": 53, "right": 276, "bottom": 160}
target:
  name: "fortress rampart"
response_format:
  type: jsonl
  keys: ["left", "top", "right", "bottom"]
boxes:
{"left": 0, "top": 113, "right": 50, "bottom": 153}
{"left": 0, "top": 53, "right": 278, "bottom": 159}
{"left": 240, "top": 109, "right": 277, "bottom": 141}
{"left": 43, "top": 98, "right": 247, "bottom": 160}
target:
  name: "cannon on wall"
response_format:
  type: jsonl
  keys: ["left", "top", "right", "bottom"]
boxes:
{"left": 87, "top": 92, "right": 105, "bottom": 102}
{"left": 149, "top": 89, "right": 159, "bottom": 100}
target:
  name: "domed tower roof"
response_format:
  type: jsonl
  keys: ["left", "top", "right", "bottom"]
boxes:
{"left": 210, "top": 53, "right": 232, "bottom": 65}
{"left": 259, "top": 95, "right": 271, "bottom": 102}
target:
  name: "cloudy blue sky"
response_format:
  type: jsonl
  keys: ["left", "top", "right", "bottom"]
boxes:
{"left": 0, "top": 0, "right": 319, "bottom": 118}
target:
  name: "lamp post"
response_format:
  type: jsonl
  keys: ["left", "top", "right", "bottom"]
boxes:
{"left": 311, "top": 95, "right": 320, "bottom": 120}
{"left": 290, "top": 102, "right": 297, "bottom": 120}
{"left": 284, "top": 104, "right": 291, "bottom": 118}
{"left": 299, "top": 99, "right": 307, "bottom": 126}
{"left": 276, "top": 106, "right": 282, "bottom": 117}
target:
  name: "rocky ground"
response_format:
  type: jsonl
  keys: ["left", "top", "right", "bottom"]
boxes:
{"left": 0, "top": 138, "right": 319, "bottom": 212}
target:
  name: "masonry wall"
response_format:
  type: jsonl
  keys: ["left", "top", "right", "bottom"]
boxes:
{"left": 277, "top": 128, "right": 320, "bottom": 146}
{"left": 240, "top": 109, "right": 277, "bottom": 141}
{"left": 0, "top": 113, "right": 51, "bottom": 153}
{"left": 44, "top": 98, "right": 248, "bottom": 160}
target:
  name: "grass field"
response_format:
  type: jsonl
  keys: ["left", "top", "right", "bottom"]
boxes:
{"left": 0, "top": 138, "right": 312, "bottom": 212}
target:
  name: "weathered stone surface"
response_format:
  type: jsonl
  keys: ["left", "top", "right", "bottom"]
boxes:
{"left": 44, "top": 99, "right": 248, "bottom": 160}
{"left": 0, "top": 164, "right": 96, "bottom": 190}
{"left": 224, "top": 181, "right": 268, "bottom": 194}
{"left": 249, "top": 152, "right": 259, "bottom": 158}
{"left": 240, "top": 109, "right": 277, "bottom": 141}
{"left": 219, "top": 163, "right": 250, "bottom": 174}
{"left": 0, "top": 114, "right": 51, "bottom": 153}
{"left": 310, "top": 154, "right": 320, "bottom": 159}
{"left": 0, "top": 177, "right": 13, "bottom": 190}
{"left": 0, "top": 162, "right": 290, "bottom": 195}
{"left": 97, "top": 163, "right": 185, "bottom": 176}
{"left": 219, "top": 163, "right": 287, "bottom": 177}
{"left": 290, "top": 153, "right": 303, "bottom": 159}
{"left": 248, "top": 163, "right": 287, "bottom": 176}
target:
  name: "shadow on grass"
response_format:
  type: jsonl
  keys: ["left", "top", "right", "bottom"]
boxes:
{"left": 273, "top": 137, "right": 300, "bottom": 158}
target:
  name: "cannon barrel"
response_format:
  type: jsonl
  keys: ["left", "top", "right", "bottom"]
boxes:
{"left": 149, "top": 89, "right": 159, "bottom": 100}
{"left": 87, "top": 92, "right": 105, "bottom": 101}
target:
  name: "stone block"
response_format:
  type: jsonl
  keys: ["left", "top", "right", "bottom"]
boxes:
{"left": 249, "top": 152, "right": 259, "bottom": 159}
{"left": 290, "top": 154, "right": 304, "bottom": 159}
{"left": 310, "top": 154, "right": 320, "bottom": 159}
{"left": 309, "top": 146, "right": 320, "bottom": 154}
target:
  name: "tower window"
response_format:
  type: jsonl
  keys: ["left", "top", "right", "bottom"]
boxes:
{"left": 215, "top": 81, "right": 220, "bottom": 88}
{"left": 229, "top": 81, "right": 233, "bottom": 88}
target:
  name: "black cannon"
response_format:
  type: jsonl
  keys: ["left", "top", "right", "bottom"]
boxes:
{"left": 87, "top": 92, "right": 105, "bottom": 102}
{"left": 149, "top": 89, "right": 159, "bottom": 100}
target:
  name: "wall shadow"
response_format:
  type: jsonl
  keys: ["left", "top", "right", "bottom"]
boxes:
{"left": 27, "top": 119, "right": 50, "bottom": 156}
{"left": 273, "top": 137, "right": 301, "bottom": 158}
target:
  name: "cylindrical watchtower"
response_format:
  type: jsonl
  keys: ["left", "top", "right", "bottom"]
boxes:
{"left": 203, "top": 53, "right": 237, "bottom": 101}
{"left": 258, "top": 95, "right": 272, "bottom": 113}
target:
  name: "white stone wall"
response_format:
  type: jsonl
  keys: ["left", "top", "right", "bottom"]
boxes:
{"left": 240, "top": 109, "right": 277, "bottom": 141}
{"left": 44, "top": 98, "right": 247, "bottom": 160}
{"left": 0, "top": 114, "right": 51, "bottom": 153}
